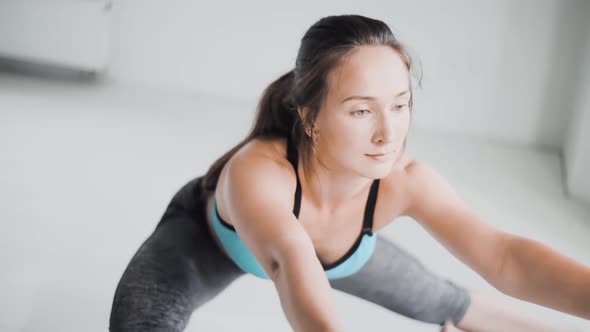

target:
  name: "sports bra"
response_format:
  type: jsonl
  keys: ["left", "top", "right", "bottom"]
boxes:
{"left": 209, "top": 137, "right": 379, "bottom": 280}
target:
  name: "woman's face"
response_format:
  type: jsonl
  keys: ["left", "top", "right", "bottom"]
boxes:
{"left": 312, "top": 45, "right": 411, "bottom": 179}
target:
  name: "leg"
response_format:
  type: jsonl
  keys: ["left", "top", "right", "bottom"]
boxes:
{"left": 329, "top": 235, "right": 470, "bottom": 326}
{"left": 109, "top": 178, "right": 245, "bottom": 331}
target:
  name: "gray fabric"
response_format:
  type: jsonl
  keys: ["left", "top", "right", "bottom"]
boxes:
{"left": 330, "top": 235, "right": 471, "bottom": 325}
{"left": 109, "top": 178, "right": 245, "bottom": 331}
{"left": 109, "top": 177, "right": 470, "bottom": 330}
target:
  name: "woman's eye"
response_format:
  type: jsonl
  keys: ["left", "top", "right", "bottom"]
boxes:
{"left": 353, "top": 109, "right": 370, "bottom": 117}
{"left": 395, "top": 104, "right": 409, "bottom": 111}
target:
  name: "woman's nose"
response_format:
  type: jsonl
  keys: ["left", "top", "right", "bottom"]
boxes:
{"left": 372, "top": 114, "right": 395, "bottom": 145}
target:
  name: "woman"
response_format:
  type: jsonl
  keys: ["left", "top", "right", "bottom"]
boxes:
{"left": 109, "top": 14, "right": 590, "bottom": 332}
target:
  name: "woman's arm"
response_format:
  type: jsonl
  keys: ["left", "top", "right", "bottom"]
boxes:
{"left": 403, "top": 159, "right": 590, "bottom": 320}
{"left": 223, "top": 151, "right": 343, "bottom": 332}
{"left": 498, "top": 233, "right": 590, "bottom": 319}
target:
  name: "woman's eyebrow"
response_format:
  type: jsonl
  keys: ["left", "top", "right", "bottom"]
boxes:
{"left": 340, "top": 90, "right": 410, "bottom": 104}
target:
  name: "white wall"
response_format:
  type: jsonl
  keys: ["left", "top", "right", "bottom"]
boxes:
{"left": 1, "top": 2, "right": 590, "bottom": 330}
{"left": 102, "top": 0, "right": 586, "bottom": 149}
{"left": 1, "top": 1, "right": 586, "bottom": 149}
{"left": 0, "top": 1, "right": 112, "bottom": 71}
{"left": 564, "top": 6, "right": 590, "bottom": 205}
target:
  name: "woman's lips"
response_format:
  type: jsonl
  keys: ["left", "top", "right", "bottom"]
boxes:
{"left": 365, "top": 151, "right": 393, "bottom": 161}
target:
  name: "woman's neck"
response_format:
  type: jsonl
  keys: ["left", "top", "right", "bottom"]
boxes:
{"left": 298, "top": 157, "right": 373, "bottom": 214}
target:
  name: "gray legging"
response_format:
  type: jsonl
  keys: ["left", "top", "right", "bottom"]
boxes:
{"left": 109, "top": 177, "right": 470, "bottom": 331}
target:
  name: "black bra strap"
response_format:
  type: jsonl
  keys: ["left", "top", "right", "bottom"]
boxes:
{"left": 362, "top": 179, "right": 380, "bottom": 235}
{"left": 287, "top": 136, "right": 379, "bottom": 230}
{"left": 286, "top": 136, "right": 298, "bottom": 168}
{"left": 286, "top": 137, "right": 302, "bottom": 218}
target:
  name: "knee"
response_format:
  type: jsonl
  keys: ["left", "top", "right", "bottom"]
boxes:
{"left": 108, "top": 266, "right": 195, "bottom": 332}
{"left": 109, "top": 285, "right": 191, "bottom": 332}
{"left": 400, "top": 282, "right": 471, "bottom": 326}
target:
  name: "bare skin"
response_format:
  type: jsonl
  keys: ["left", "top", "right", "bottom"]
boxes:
{"left": 205, "top": 138, "right": 582, "bottom": 332}
{"left": 205, "top": 45, "right": 589, "bottom": 331}
{"left": 205, "top": 137, "right": 412, "bottom": 269}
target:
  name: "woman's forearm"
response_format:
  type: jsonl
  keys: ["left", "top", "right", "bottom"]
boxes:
{"left": 272, "top": 245, "right": 343, "bottom": 332}
{"left": 457, "top": 288, "right": 580, "bottom": 332}
{"left": 496, "top": 234, "right": 590, "bottom": 319}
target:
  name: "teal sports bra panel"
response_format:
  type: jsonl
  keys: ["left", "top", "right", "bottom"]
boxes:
{"left": 210, "top": 198, "right": 377, "bottom": 280}
{"left": 208, "top": 136, "right": 380, "bottom": 280}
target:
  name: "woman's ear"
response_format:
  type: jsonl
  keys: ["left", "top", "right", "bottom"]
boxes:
{"left": 298, "top": 106, "right": 316, "bottom": 132}
{"left": 297, "top": 106, "right": 308, "bottom": 123}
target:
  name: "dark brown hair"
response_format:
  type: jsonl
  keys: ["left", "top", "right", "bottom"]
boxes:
{"left": 201, "top": 14, "right": 420, "bottom": 193}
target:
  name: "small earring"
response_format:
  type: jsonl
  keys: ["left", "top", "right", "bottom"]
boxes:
{"left": 305, "top": 125, "right": 318, "bottom": 144}
{"left": 311, "top": 130, "right": 318, "bottom": 144}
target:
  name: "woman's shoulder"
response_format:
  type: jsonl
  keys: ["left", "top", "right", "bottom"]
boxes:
{"left": 220, "top": 136, "right": 295, "bottom": 189}
{"left": 395, "top": 152, "right": 417, "bottom": 173}
{"left": 374, "top": 153, "right": 417, "bottom": 219}
{"left": 381, "top": 152, "right": 417, "bottom": 186}
{"left": 214, "top": 137, "right": 298, "bottom": 225}
{"left": 232, "top": 136, "right": 292, "bottom": 170}
{"left": 383, "top": 154, "right": 455, "bottom": 217}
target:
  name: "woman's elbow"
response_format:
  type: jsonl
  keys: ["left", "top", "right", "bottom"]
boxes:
{"left": 489, "top": 234, "right": 522, "bottom": 295}
{"left": 266, "top": 236, "right": 316, "bottom": 282}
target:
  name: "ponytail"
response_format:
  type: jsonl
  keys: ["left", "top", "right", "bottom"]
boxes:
{"left": 249, "top": 70, "right": 297, "bottom": 138}
{"left": 201, "top": 70, "right": 298, "bottom": 192}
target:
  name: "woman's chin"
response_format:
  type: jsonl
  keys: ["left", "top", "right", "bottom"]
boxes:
{"left": 362, "top": 163, "right": 395, "bottom": 179}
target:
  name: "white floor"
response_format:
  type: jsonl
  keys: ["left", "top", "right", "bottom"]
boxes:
{"left": 1, "top": 73, "right": 589, "bottom": 332}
